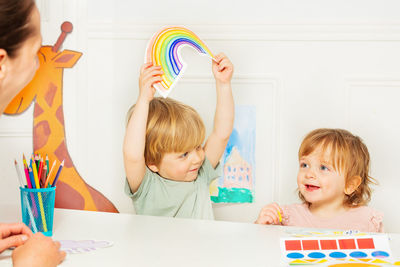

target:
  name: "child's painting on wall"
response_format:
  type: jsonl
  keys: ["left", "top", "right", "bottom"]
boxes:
{"left": 210, "top": 106, "right": 256, "bottom": 203}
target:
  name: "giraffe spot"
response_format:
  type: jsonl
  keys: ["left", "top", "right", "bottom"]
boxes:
{"left": 33, "top": 121, "right": 51, "bottom": 150}
{"left": 86, "top": 184, "right": 119, "bottom": 213}
{"left": 54, "top": 140, "right": 73, "bottom": 168}
{"left": 45, "top": 82, "right": 57, "bottom": 107}
{"left": 54, "top": 180, "right": 85, "bottom": 210}
{"left": 56, "top": 105, "right": 64, "bottom": 126}
{"left": 55, "top": 54, "right": 74, "bottom": 63}
{"left": 34, "top": 103, "right": 44, "bottom": 118}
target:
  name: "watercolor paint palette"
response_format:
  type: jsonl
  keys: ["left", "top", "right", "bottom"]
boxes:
{"left": 280, "top": 234, "right": 394, "bottom": 265}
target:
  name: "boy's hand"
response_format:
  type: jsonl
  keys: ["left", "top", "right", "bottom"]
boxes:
{"left": 212, "top": 53, "right": 233, "bottom": 85}
{"left": 139, "top": 63, "right": 163, "bottom": 102}
{"left": 255, "top": 202, "right": 283, "bottom": 225}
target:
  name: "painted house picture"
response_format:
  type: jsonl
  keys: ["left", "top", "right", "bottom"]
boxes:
{"left": 210, "top": 106, "right": 256, "bottom": 203}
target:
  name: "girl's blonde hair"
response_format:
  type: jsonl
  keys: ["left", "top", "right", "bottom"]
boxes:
{"left": 298, "top": 128, "right": 376, "bottom": 206}
{"left": 126, "top": 97, "right": 205, "bottom": 166}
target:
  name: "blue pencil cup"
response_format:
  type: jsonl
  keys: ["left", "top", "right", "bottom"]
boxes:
{"left": 19, "top": 186, "right": 56, "bottom": 236}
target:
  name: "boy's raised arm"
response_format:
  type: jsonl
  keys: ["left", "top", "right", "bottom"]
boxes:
{"left": 204, "top": 53, "right": 234, "bottom": 168}
{"left": 123, "top": 63, "right": 162, "bottom": 193}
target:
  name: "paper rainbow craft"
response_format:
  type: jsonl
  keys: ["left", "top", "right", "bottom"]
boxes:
{"left": 145, "top": 26, "right": 214, "bottom": 97}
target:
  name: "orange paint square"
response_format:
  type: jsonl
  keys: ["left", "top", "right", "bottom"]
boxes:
{"left": 338, "top": 239, "right": 356, "bottom": 249}
{"left": 320, "top": 239, "right": 337, "bottom": 250}
{"left": 302, "top": 240, "right": 319, "bottom": 250}
{"left": 357, "top": 238, "right": 375, "bottom": 249}
{"left": 285, "top": 240, "right": 301, "bottom": 250}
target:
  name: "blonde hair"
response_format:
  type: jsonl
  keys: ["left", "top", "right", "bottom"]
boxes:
{"left": 126, "top": 97, "right": 205, "bottom": 166}
{"left": 298, "top": 128, "right": 376, "bottom": 206}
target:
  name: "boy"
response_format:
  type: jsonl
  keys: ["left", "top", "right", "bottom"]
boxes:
{"left": 123, "top": 53, "right": 234, "bottom": 219}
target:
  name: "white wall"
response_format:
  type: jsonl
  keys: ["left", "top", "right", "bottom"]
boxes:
{"left": 1, "top": 0, "right": 399, "bottom": 232}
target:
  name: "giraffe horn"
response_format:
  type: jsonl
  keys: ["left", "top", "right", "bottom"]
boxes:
{"left": 52, "top": 21, "right": 73, "bottom": 52}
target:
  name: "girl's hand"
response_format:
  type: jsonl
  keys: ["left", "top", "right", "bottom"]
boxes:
{"left": 255, "top": 202, "right": 283, "bottom": 225}
{"left": 138, "top": 63, "right": 163, "bottom": 102}
{"left": 212, "top": 53, "right": 233, "bottom": 85}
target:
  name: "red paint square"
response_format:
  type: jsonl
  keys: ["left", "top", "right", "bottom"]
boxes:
{"left": 285, "top": 240, "right": 301, "bottom": 250}
{"left": 320, "top": 240, "right": 337, "bottom": 250}
{"left": 302, "top": 240, "right": 319, "bottom": 250}
{"left": 357, "top": 238, "right": 375, "bottom": 249}
{"left": 338, "top": 239, "right": 356, "bottom": 249}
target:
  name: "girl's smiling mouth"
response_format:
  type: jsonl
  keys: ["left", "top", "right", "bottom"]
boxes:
{"left": 305, "top": 184, "right": 320, "bottom": 191}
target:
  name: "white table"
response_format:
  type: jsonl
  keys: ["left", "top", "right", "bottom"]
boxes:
{"left": 1, "top": 204, "right": 399, "bottom": 266}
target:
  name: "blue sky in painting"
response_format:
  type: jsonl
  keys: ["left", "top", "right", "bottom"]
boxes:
{"left": 218, "top": 106, "right": 256, "bottom": 189}
{"left": 223, "top": 106, "right": 256, "bottom": 166}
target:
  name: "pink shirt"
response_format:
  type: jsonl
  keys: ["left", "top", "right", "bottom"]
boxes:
{"left": 282, "top": 203, "right": 384, "bottom": 233}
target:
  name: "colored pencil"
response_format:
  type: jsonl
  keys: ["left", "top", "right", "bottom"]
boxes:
{"left": 30, "top": 156, "right": 36, "bottom": 179}
{"left": 40, "top": 165, "right": 47, "bottom": 188}
{"left": 14, "top": 161, "right": 38, "bottom": 233}
{"left": 30, "top": 155, "right": 48, "bottom": 232}
{"left": 13, "top": 161, "right": 23, "bottom": 187}
{"left": 28, "top": 168, "right": 35, "bottom": 189}
{"left": 28, "top": 168, "right": 39, "bottom": 218}
{"left": 23, "top": 196, "right": 38, "bottom": 233}
{"left": 277, "top": 210, "right": 282, "bottom": 223}
{"left": 44, "top": 160, "right": 56, "bottom": 188}
{"left": 34, "top": 154, "right": 39, "bottom": 172}
{"left": 38, "top": 159, "right": 43, "bottom": 187}
{"left": 14, "top": 160, "right": 25, "bottom": 188}
{"left": 31, "top": 155, "right": 40, "bottom": 189}
{"left": 36, "top": 193, "right": 47, "bottom": 232}
{"left": 22, "top": 154, "right": 29, "bottom": 172}
{"left": 23, "top": 166, "right": 31, "bottom": 188}
{"left": 21, "top": 155, "right": 31, "bottom": 188}
{"left": 46, "top": 155, "right": 49, "bottom": 178}
{"left": 51, "top": 160, "right": 64, "bottom": 187}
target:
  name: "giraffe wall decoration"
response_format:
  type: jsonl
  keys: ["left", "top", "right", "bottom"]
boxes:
{"left": 4, "top": 22, "right": 118, "bottom": 213}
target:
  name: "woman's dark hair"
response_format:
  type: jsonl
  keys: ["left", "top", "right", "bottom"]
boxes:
{"left": 0, "top": 0, "right": 35, "bottom": 58}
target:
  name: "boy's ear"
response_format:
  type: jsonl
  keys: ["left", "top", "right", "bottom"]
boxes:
{"left": 345, "top": 176, "right": 362, "bottom": 195}
{"left": 0, "top": 49, "right": 8, "bottom": 80}
{"left": 148, "top": 164, "right": 159, "bottom": 173}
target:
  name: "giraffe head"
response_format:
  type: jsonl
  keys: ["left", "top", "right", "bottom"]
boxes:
{"left": 4, "top": 22, "right": 82, "bottom": 115}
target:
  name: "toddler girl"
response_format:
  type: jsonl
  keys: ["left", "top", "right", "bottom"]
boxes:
{"left": 256, "top": 128, "right": 383, "bottom": 232}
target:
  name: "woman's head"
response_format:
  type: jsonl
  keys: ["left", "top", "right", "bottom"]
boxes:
{"left": 127, "top": 97, "right": 206, "bottom": 166}
{"left": 297, "top": 128, "right": 375, "bottom": 206}
{"left": 0, "top": 0, "right": 42, "bottom": 113}
{"left": 0, "top": 0, "right": 36, "bottom": 58}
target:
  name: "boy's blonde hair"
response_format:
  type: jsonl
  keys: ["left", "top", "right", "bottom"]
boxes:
{"left": 127, "top": 97, "right": 205, "bottom": 166}
{"left": 298, "top": 128, "right": 376, "bottom": 206}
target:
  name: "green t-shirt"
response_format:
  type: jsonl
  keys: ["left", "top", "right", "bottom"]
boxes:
{"left": 125, "top": 157, "right": 220, "bottom": 220}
